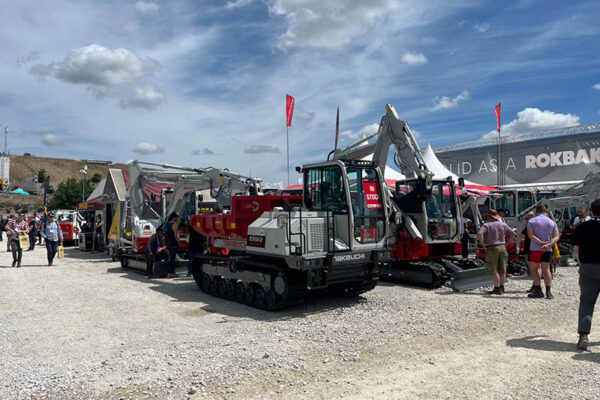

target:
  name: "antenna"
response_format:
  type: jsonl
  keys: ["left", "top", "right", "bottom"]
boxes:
{"left": 3, "top": 125, "right": 7, "bottom": 155}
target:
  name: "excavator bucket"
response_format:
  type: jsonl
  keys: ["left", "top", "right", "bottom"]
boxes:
{"left": 441, "top": 259, "right": 492, "bottom": 292}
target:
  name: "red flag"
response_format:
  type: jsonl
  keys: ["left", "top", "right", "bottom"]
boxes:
{"left": 286, "top": 94, "right": 295, "bottom": 127}
{"left": 334, "top": 106, "right": 340, "bottom": 150}
{"left": 494, "top": 102, "right": 501, "bottom": 133}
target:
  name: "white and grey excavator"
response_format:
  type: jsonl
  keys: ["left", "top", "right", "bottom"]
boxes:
{"left": 119, "top": 160, "right": 261, "bottom": 271}
{"left": 330, "top": 104, "right": 489, "bottom": 290}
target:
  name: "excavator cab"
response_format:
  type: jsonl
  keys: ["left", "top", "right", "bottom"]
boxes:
{"left": 303, "top": 160, "right": 387, "bottom": 250}
{"left": 394, "top": 178, "right": 460, "bottom": 244}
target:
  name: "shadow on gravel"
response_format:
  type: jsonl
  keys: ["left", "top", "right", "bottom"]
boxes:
{"left": 436, "top": 290, "right": 527, "bottom": 299}
{"left": 507, "top": 335, "right": 600, "bottom": 353}
{"left": 63, "top": 247, "right": 114, "bottom": 262}
{"left": 572, "top": 352, "right": 600, "bottom": 363}
{"left": 106, "top": 266, "right": 369, "bottom": 321}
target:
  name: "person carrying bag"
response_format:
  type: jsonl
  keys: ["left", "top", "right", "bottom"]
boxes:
{"left": 6, "top": 214, "right": 30, "bottom": 268}
{"left": 40, "top": 211, "right": 64, "bottom": 266}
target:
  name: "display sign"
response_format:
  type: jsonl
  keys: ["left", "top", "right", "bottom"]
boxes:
{"left": 363, "top": 181, "right": 381, "bottom": 209}
{"left": 435, "top": 130, "right": 600, "bottom": 186}
{"left": 247, "top": 235, "right": 265, "bottom": 248}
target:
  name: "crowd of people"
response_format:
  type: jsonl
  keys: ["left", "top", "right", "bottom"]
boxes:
{"left": 477, "top": 200, "right": 600, "bottom": 350}
{"left": 4, "top": 202, "right": 600, "bottom": 352}
{"left": 0, "top": 211, "right": 64, "bottom": 267}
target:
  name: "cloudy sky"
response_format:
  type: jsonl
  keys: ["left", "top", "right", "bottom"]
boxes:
{"left": 2, "top": 0, "right": 599, "bottom": 186}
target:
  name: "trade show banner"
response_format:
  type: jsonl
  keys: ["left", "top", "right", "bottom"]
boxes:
{"left": 435, "top": 131, "right": 600, "bottom": 186}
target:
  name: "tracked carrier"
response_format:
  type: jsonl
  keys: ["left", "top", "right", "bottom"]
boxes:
{"left": 190, "top": 160, "right": 392, "bottom": 310}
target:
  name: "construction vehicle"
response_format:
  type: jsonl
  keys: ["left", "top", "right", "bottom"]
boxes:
{"left": 328, "top": 105, "right": 489, "bottom": 291}
{"left": 188, "top": 105, "right": 488, "bottom": 311}
{"left": 56, "top": 210, "right": 83, "bottom": 246}
{"left": 119, "top": 160, "right": 261, "bottom": 272}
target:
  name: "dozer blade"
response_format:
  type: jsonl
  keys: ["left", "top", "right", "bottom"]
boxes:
{"left": 441, "top": 259, "right": 492, "bottom": 292}
{"left": 450, "top": 267, "right": 492, "bottom": 292}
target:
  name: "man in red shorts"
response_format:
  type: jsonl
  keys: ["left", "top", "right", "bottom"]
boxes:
{"left": 527, "top": 204, "right": 560, "bottom": 299}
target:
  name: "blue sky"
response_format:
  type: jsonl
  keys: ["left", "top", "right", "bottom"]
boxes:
{"left": 1, "top": 0, "right": 599, "bottom": 186}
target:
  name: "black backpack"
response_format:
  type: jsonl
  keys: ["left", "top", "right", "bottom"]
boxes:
{"left": 0, "top": 218, "right": 8, "bottom": 232}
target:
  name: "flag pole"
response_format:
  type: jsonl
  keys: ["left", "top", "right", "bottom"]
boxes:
{"left": 286, "top": 125, "right": 290, "bottom": 186}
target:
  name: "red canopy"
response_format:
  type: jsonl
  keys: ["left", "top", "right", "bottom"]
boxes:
{"left": 122, "top": 169, "right": 175, "bottom": 199}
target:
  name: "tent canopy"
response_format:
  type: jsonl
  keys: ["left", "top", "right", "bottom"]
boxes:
{"left": 8, "top": 188, "right": 29, "bottom": 195}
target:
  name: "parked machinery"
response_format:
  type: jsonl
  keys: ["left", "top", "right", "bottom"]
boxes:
{"left": 330, "top": 105, "right": 489, "bottom": 291}
{"left": 119, "top": 160, "right": 261, "bottom": 271}
{"left": 189, "top": 104, "right": 490, "bottom": 311}
{"left": 55, "top": 210, "right": 83, "bottom": 246}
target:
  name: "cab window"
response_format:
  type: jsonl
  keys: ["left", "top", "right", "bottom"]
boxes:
{"left": 305, "top": 166, "right": 346, "bottom": 212}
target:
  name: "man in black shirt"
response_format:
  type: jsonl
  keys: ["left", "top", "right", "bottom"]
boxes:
{"left": 573, "top": 199, "right": 600, "bottom": 350}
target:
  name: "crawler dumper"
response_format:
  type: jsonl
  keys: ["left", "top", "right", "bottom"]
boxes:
{"left": 190, "top": 159, "right": 393, "bottom": 310}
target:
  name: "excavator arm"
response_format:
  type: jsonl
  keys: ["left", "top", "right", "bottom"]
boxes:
{"left": 332, "top": 104, "right": 432, "bottom": 183}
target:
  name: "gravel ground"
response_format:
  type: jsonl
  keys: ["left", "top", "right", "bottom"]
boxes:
{"left": 1, "top": 246, "right": 599, "bottom": 400}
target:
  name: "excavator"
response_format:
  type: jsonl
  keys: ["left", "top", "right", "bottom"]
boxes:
{"left": 119, "top": 160, "right": 261, "bottom": 272}
{"left": 188, "top": 104, "right": 489, "bottom": 311}
{"left": 330, "top": 105, "right": 489, "bottom": 291}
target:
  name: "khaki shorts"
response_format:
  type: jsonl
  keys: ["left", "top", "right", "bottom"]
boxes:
{"left": 484, "top": 245, "right": 506, "bottom": 275}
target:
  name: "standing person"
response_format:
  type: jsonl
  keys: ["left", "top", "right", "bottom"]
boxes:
{"left": 6, "top": 214, "right": 15, "bottom": 252}
{"left": 461, "top": 218, "right": 472, "bottom": 259}
{"left": 478, "top": 209, "right": 515, "bottom": 295}
{"left": 187, "top": 223, "right": 206, "bottom": 277}
{"left": 36, "top": 213, "right": 43, "bottom": 245}
{"left": 165, "top": 212, "right": 181, "bottom": 278}
{"left": 520, "top": 212, "right": 536, "bottom": 293}
{"left": 28, "top": 213, "right": 37, "bottom": 250}
{"left": 573, "top": 208, "right": 590, "bottom": 229}
{"left": 40, "top": 212, "right": 64, "bottom": 266}
{"left": 145, "top": 230, "right": 168, "bottom": 278}
{"left": 573, "top": 199, "right": 600, "bottom": 350}
{"left": 6, "top": 213, "right": 30, "bottom": 267}
{"left": 0, "top": 214, "right": 6, "bottom": 242}
{"left": 95, "top": 214, "right": 104, "bottom": 252}
{"left": 527, "top": 204, "right": 560, "bottom": 299}
{"left": 497, "top": 208, "right": 507, "bottom": 222}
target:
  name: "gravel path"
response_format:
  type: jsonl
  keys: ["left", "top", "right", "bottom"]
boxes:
{"left": 1, "top": 246, "right": 599, "bottom": 399}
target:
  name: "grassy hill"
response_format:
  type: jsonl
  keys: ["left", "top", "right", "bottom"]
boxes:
{"left": 0, "top": 155, "right": 128, "bottom": 214}
{"left": 9, "top": 155, "right": 128, "bottom": 187}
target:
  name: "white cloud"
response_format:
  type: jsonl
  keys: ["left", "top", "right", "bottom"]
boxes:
{"left": 225, "top": 0, "right": 255, "bottom": 10}
{"left": 244, "top": 145, "right": 280, "bottom": 154}
{"left": 41, "top": 134, "right": 65, "bottom": 146}
{"left": 120, "top": 86, "right": 165, "bottom": 110}
{"left": 30, "top": 45, "right": 159, "bottom": 88}
{"left": 474, "top": 22, "right": 490, "bottom": 32}
{"left": 191, "top": 148, "right": 215, "bottom": 155}
{"left": 341, "top": 123, "right": 380, "bottom": 140}
{"left": 484, "top": 107, "right": 580, "bottom": 138}
{"left": 593, "top": 84, "right": 600, "bottom": 90}
{"left": 297, "top": 111, "right": 316, "bottom": 121}
{"left": 134, "top": 1, "right": 160, "bottom": 17}
{"left": 268, "top": 0, "right": 399, "bottom": 51}
{"left": 133, "top": 142, "right": 165, "bottom": 154}
{"left": 400, "top": 51, "right": 428, "bottom": 66}
{"left": 431, "top": 90, "right": 470, "bottom": 111}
